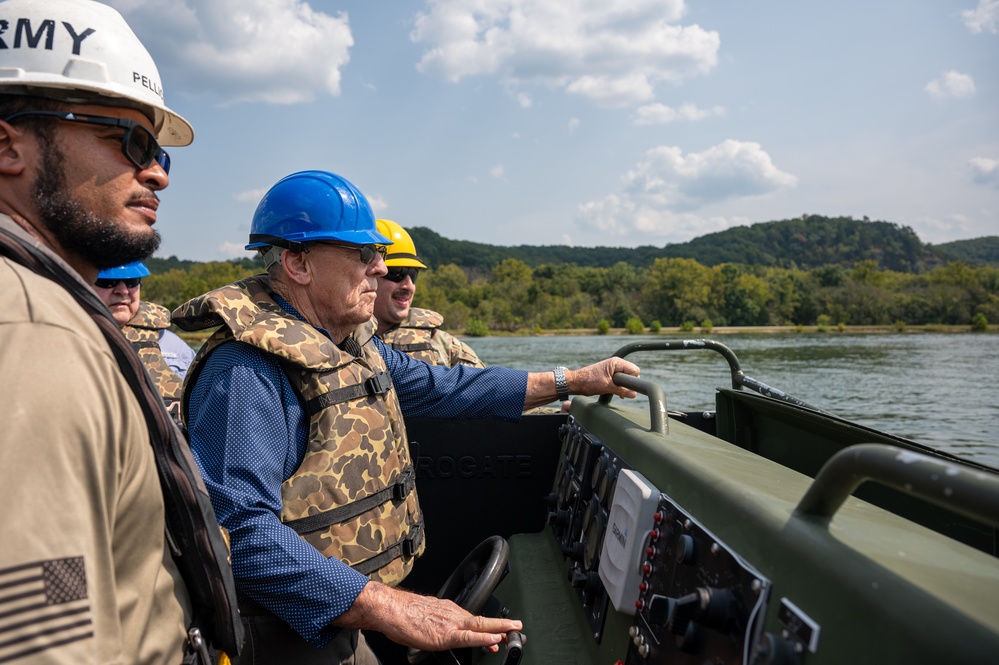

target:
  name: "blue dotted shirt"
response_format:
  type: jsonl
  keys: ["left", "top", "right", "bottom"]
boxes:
{"left": 186, "top": 298, "right": 528, "bottom": 647}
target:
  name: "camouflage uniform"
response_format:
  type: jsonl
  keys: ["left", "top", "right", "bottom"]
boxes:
{"left": 381, "top": 308, "right": 485, "bottom": 368}
{"left": 123, "top": 300, "right": 184, "bottom": 421}
{"left": 176, "top": 276, "right": 425, "bottom": 586}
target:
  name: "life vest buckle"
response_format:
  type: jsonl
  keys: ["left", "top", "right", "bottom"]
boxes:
{"left": 402, "top": 524, "right": 423, "bottom": 558}
{"left": 392, "top": 467, "right": 416, "bottom": 501}
{"left": 365, "top": 372, "right": 392, "bottom": 396}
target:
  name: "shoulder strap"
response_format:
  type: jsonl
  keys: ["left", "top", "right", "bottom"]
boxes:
{"left": 0, "top": 228, "right": 244, "bottom": 655}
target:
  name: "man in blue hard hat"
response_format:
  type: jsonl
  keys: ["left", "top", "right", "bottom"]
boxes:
{"left": 95, "top": 261, "right": 196, "bottom": 420}
{"left": 174, "top": 169, "right": 640, "bottom": 664}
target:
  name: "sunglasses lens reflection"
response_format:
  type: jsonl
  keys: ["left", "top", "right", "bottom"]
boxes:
{"left": 384, "top": 268, "right": 419, "bottom": 283}
{"left": 95, "top": 277, "right": 141, "bottom": 289}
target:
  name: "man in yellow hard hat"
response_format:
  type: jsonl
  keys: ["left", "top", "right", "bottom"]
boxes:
{"left": 373, "top": 219, "right": 485, "bottom": 368}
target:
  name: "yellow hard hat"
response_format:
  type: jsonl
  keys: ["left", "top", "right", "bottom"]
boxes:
{"left": 376, "top": 219, "right": 428, "bottom": 269}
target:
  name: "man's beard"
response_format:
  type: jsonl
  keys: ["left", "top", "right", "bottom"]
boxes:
{"left": 32, "top": 138, "right": 160, "bottom": 270}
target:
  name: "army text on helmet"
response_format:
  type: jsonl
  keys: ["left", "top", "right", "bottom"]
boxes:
{"left": 0, "top": 16, "right": 164, "bottom": 101}
{"left": 0, "top": 0, "right": 192, "bottom": 146}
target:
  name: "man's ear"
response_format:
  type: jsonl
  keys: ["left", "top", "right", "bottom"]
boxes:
{"left": 281, "top": 248, "right": 312, "bottom": 286}
{"left": 0, "top": 120, "right": 29, "bottom": 176}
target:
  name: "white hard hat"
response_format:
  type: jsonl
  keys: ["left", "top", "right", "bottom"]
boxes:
{"left": 0, "top": 0, "right": 193, "bottom": 146}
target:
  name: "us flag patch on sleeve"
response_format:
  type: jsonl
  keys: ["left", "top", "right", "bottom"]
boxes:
{"left": 0, "top": 557, "right": 92, "bottom": 662}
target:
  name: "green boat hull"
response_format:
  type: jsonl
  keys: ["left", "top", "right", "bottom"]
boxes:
{"left": 373, "top": 341, "right": 999, "bottom": 664}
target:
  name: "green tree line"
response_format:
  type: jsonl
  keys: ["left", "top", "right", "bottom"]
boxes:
{"left": 411, "top": 258, "right": 998, "bottom": 332}
{"left": 144, "top": 257, "right": 997, "bottom": 333}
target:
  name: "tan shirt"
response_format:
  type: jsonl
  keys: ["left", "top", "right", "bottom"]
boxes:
{"left": 0, "top": 230, "right": 190, "bottom": 663}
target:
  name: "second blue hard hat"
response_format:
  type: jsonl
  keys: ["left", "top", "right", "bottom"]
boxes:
{"left": 246, "top": 170, "right": 391, "bottom": 251}
{"left": 98, "top": 261, "right": 150, "bottom": 280}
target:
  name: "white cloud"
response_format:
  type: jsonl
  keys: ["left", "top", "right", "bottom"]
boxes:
{"left": 568, "top": 117, "right": 580, "bottom": 133}
{"left": 490, "top": 164, "right": 506, "bottom": 178}
{"left": 234, "top": 188, "right": 268, "bottom": 203}
{"left": 969, "top": 157, "right": 999, "bottom": 188}
{"left": 410, "top": 0, "right": 719, "bottom": 108}
{"left": 219, "top": 241, "right": 251, "bottom": 258}
{"left": 924, "top": 70, "right": 976, "bottom": 100}
{"left": 576, "top": 195, "right": 735, "bottom": 240}
{"left": 107, "top": 0, "right": 353, "bottom": 105}
{"left": 632, "top": 103, "right": 726, "bottom": 125}
{"left": 516, "top": 92, "right": 533, "bottom": 108}
{"left": 367, "top": 194, "right": 389, "bottom": 213}
{"left": 576, "top": 140, "right": 797, "bottom": 238}
{"left": 963, "top": 0, "right": 999, "bottom": 33}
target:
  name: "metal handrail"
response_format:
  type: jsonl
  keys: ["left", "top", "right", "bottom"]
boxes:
{"left": 607, "top": 339, "right": 826, "bottom": 413}
{"left": 597, "top": 373, "right": 668, "bottom": 435}
{"left": 793, "top": 443, "right": 999, "bottom": 527}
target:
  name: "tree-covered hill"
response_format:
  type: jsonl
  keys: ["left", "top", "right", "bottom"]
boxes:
{"left": 410, "top": 215, "right": 994, "bottom": 273}
{"left": 931, "top": 236, "right": 999, "bottom": 267}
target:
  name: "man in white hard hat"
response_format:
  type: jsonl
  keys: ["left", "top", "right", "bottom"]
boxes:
{"left": 0, "top": 2, "right": 240, "bottom": 664}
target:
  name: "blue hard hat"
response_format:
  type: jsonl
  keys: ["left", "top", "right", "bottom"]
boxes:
{"left": 97, "top": 261, "right": 150, "bottom": 280}
{"left": 245, "top": 170, "right": 392, "bottom": 251}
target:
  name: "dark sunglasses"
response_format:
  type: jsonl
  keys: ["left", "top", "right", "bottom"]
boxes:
{"left": 3, "top": 110, "right": 171, "bottom": 174}
{"left": 313, "top": 242, "right": 387, "bottom": 265}
{"left": 95, "top": 277, "right": 142, "bottom": 289}
{"left": 382, "top": 267, "right": 420, "bottom": 284}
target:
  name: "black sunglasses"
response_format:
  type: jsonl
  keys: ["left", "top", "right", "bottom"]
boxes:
{"left": 95, "top": 277, "right": 142, "bottom": 289}
{"left": 382, "top": 267, "right": 420, "bottom": 284}
{"left": 312, "top": 242, "right": 387, "bottom": 265}
{"left": 3, "top": 110, "right": 170, "bottom": 174}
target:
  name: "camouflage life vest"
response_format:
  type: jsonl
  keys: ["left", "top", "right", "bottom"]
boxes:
{"left": 382, "top": 308, "right": 482, "bottom": 367}
{"left": 123, "top": 301, "right": 183, "bottom": 421}
{"left": 175, "top": 276, "right": 425, "bottom": 586}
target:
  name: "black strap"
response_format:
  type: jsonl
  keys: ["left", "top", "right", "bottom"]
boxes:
{"left": 304, "top": 371, "right": 392, "bottom": 416}
{"left": 130, "top": 339, "right": 159, "bottom": 351}
{"left": 391, "top": 342, "right": 433, "bottom": 353}
{"left": 247, "top": 233, "right": 307, "bottom": 254}
{"left": 352, "top": 523, "right": 424, "bottom": 576}
{"left": 285, "top": 467, "right": 416, "bottom": 534}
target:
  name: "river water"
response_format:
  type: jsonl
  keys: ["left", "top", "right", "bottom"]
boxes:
{"left": 466, "top": 332, "right": 999, "bottom": 468}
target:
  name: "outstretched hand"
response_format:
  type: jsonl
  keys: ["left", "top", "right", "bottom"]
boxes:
{"left": 337, "top": 581, "right": 523, "bottom": 652}
{"left": 524, "top": 357, "right": 640, "bottom": 409}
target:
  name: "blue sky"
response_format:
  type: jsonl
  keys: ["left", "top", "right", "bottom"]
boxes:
{"left": 106, "top": 0, "right": 999, "bottom": 262}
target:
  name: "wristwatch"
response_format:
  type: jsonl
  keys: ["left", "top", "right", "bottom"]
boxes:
{"left": 553, "top": 366, "right": 570, "bottom": 402}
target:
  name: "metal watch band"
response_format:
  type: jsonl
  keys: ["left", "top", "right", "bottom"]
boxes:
{"left": 553, "top": 366, "right": 570, "bottom": 402}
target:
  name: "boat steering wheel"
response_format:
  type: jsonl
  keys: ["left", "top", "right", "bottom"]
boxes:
{"left": 407, "top": 535, "right": 511, "bottom": 664}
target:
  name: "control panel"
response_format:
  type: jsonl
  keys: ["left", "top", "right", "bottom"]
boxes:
{"left": 625, "top": 494, "right": 772, "bottom": 664}
{"left": 547, "top": 417, "right": 626, "bottom": 641}
{"left": 548, "top": 417, "right": 775, "bottom": 662}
